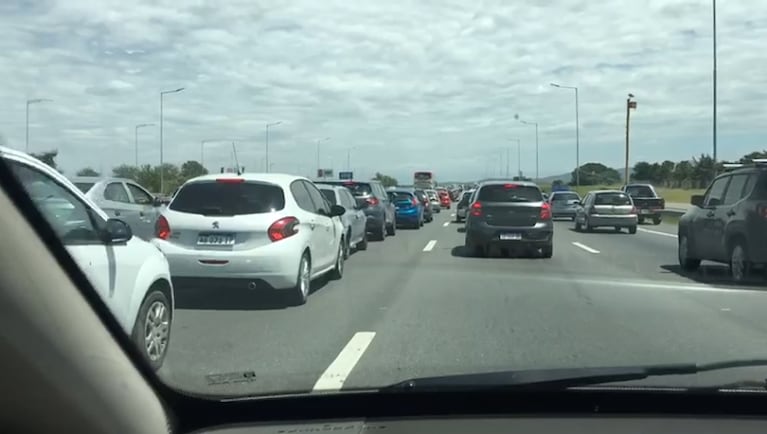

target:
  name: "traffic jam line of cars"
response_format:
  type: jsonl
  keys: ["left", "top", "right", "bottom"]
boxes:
{"left": 0, "top": 147, "right": 466, "bottom": 371}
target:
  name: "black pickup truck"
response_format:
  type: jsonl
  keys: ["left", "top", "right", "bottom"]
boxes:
{"left": 622, "top": 184, "right": 665, "bottom": 225}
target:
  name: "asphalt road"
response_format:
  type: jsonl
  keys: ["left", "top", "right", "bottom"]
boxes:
{"left": 159, "top": 206, "right": 767, "bottom": 397}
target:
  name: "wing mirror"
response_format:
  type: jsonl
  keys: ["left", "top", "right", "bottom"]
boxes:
{"left": 691, "top": 194, "right": 704, "bottom": 207}
{"left": 103, "top": 218, "right": 132, "bottom": 244}
{"left": 330, "top": 204, "right": 346, "bottom": 217}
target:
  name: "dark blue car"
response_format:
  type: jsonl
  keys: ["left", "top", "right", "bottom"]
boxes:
{"left": 388, "top": 189, "right": 424, "bottom": 229}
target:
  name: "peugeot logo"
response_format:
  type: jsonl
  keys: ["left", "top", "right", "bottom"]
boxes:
{"left": 212, "top": 221, "right": 220, "bottom": 229}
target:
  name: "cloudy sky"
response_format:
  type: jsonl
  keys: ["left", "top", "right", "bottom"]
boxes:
{"left": 1, "top": 0, "right": 765, "bottom": 182}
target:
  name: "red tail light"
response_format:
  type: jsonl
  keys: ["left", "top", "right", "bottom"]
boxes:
{"left": 631, "top": 206, "right": 638, "bottom": 214}
{"left": 757, "top": 204, "right": 767, "bottom": 219}
{"left": 411, "top": 197, "right": 419, "bottom": 206}
{"left": 367, "top": 197, "right": 380, "bottom": 206}
{"left": 540, "top": 202, "right": 552, "bottom": 220}
{"left": 155, "top": 215, "right": 171, "bottom": 240}
{"left": 470, "top": 201, "right": 483, "bottom": 217}
{"left": 268, "top": 217, "right": 299, "bottom": 242}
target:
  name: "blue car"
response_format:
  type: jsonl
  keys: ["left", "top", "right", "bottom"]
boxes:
{"left": 388, "top": 189, "right": 424, "bottom": 229}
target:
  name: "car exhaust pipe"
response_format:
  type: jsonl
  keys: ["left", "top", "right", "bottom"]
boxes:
{"left": 248, "top": 281, "right": 257, "bottom": 290}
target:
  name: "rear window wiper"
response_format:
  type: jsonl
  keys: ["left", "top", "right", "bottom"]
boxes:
{"left": 382, "top": 359, "right": 767, "bottom": 391}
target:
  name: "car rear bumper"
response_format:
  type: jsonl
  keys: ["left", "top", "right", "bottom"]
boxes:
{"left": 151, "top": 239, "right": 301, "bottom": 289}
{"left": 587, "top": 214, "right": 638, "bottom": 227}
{"left": 457, "top": 208, "right": 467, "bottom": 218}
{"left": 552, "top": 207, "right": 577, "bottom": 217}
{"left": 466, "top": 221, "right": 553, "bottom": 246}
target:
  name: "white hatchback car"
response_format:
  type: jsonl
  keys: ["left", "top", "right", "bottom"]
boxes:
{"left": 0, "top": 146, "right": 174, "bottom": 370}
{"left": 153, "top": 173, "right": 346, "bottom": 305}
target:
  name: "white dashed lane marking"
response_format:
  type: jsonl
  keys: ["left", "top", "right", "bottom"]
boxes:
{"left": 312, "top": 332, "right": 376, "bottom": 392}
{"left": 442, "top": 221, "right": 450, "bottom": 227}
{"left": 638, "top": 227, "right": 678, "bottom": 238}
{"left": 572, "top": 241, "right": 600, "bottom": 254}
{"left": 423, "top": 240, "right": 437, "bottom": 251}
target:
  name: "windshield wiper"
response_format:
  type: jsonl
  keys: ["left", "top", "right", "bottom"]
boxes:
{"left": 383, "top": 359, "right": 767, "bottom": 391}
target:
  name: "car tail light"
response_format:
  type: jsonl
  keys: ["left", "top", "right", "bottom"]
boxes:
{"left": 367, "top": 197, "right": 379, "bottom": 206}
{"left": 757, "top": 204, "right": 767, "bottom": 219}
{"left": 631, "top": 206, "right": 638, "bottom": 214}
{"left": 503, "top": 183, "right": 518, "bottom": 189}
{"left": 540, "top": 202, "right": 552, "bottom": 220}
{"left": 411, "top": 197, "right": 419, "bottom": 206}
{"left": 470, "top": 202, "right": 482, "bottom": 217}
{"left": 156, "top": 215, "right": 171, "bottom": 240}
{"left": 216, "top": 178, "right": 244, "bottom": 183}
{"left": 268, "top": 216, "right": 299, "bottom": 242}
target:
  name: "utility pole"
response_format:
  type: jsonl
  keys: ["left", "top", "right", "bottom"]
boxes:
{"left": 625, "top": 94, "right": 637, "bottom": 186}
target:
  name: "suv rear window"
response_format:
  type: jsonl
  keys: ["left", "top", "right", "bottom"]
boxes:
{"left": 392, "top": 192, "right": 413, "bottom": 201}
{"left": 170, "top": 181, "right": 285, "bottom": 215}
{"left": 625, "top": 185, "right": 654, "bottom": 197}
{"left": 477, "top": 184, "right": 542, "bottom": 202}
{"left": 325, "top": 182, "right": 373, "bottom": 197}
{"left": 552, "top": 192, "right": 579, "bottom": 202}
{"left": 595, "top": 192, "right": 632, "bottom": 206}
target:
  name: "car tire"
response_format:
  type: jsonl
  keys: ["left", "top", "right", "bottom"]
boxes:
{"left": 570, "top": 216, "right": 576, "bottom": 221}
{"left": 678, "top": 234, "right": 701, "bottom": 272}
{"left": 729, "top": 240, "right": 751, "bottom": 284}
{"left": 290, "top": 253, "right": 311, "bottom": 306}
{"left": 357, "top": 231, "right": 368, "bottom": 251}
{"left": 375, "top": 221, "right": 386, "bottom": 241}
{"left": 638, "top": 216, "right": 645, "bottom": 224}
{"left": 628, "top": 226, "right": 637, "bottom": 234}
{"left": 541, "top": 244, "right": 553, "bottom": 258}
{"left": 652, "top": 216, "right": 662, "bottom": 225}
{"left": 329, "top": 241, "right": 344, "bottom": 280}
{"left": 132, "top": 287, "right": 172, "bottom": 371}
{"left": 574, "top": 220, "right": 582, "bottom": 232}
{"left": 386, "top": 220, "right": 396, "bottom": 236}
{"left": 585, "top": 219, "right": 593, "bottom": 232}
{"left": 613, "top": 226, "right": 621, "bottom": 233}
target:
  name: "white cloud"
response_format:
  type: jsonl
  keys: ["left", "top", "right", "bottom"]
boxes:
{"left": 0, "top": 0, "right": 765, "bottom": 182}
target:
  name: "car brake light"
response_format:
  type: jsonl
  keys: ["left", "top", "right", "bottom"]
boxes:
{"left": 155, "top": 215, "right": 171, "bottom": 240}
{"left": 216, "top": 178, "right": 244, "bottom": 183}
{"left": 540, "top": 202, "right": 552, "bottom": 220}
{"left": 268, "top": 217, "right": 299, "bottom": 242}
{"left": 470, "top": 202, "right": 482, "bottom": 217}
{"left": 367, "top": 197, "right": 380, "bottom": 206}
{"left": 503, "top": 183, "right": 518, "bottom": 189}
{"left": 757, "top": 204, "right": 767, "bottom": 218}
{"left": 411, "top": 197, "right": 419, "bottom": 206}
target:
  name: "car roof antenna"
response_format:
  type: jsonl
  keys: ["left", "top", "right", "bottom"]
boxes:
{"left": 232, "top": 142, "right": 242, "bottom": 175}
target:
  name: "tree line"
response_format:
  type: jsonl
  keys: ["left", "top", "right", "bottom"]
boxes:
{"left": 568, "top": 151, "right": 767, "bottom": 188}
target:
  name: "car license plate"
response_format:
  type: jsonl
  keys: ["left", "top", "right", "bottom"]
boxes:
{"left": 500, "top": 233, "right": 521, "bottom": 240}
{"left": 197, "top": 233, "right": 235, "bottom": 245}
{"left": 640, "top": 209, "right": 650, "bottom": 214}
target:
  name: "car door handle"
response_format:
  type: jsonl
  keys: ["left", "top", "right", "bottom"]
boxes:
{"left": 706, "top": 211, "right": 715, "bottom": 217}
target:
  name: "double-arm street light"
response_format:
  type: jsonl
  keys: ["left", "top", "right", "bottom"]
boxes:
{"left": 265, "top": 121, "right": 282, "bottom": 173}
{"left": 550, "top": 83, "right": 581, "bottom": 187}
{"left": 134, "top": 123, "right": 155, "bottom": 166}
{"left": 515, "top": 114, "right": 539, "bottom": 180}
{"left": 26, "top": 98, "right": 53, "bottom": 152}
{"left": 159, "top": 87, "right": 185, "bottom": 194}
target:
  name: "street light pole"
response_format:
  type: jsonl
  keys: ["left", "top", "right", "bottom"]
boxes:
{"left": 625, "top": 94, "right": 637, "bottom": 186}
{"left": 712, "top": 0, "right": 718, "bottom": 165}
{"left": 316, "top": 137, "right": 330, "bottom": 178}
{"left": 507, "top": 138, "right": 520, "bottom": 178}
{"left": 159, "top": 87, "right": 185, "bottom": 194}
{"left": 515, "top": 115, "right": 539, "bottom": 180}
{"left": 550, "top": 83, "right": 580, "bottom": 187}
{"left": 134, "top": 123, "right": 155, "bottom": 166}
{"left": 265, "top": 121, "right": 282, "bottom": 173}
{"left": 25, "top": 98, "right": 53, "bottom": 153}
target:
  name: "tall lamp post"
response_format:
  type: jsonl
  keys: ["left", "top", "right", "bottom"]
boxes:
{"left": 625, "top": 93, "right": 638, "bottom": 186}
{"left": 550, "top": 83, "right": 580, "bottom": 187}
{"left": 508, "top": 138, "right": 521, "bottom": 178}
{"left": 265, "top": 121, "right": 282, "bottom": 173}
{"left": 134, "top": 123, "right": 155, "bottom": 166}
{"left": 159, "top": 87, "right": 185, "bottom": 194}
{"left": 515, "top": 114, "right": 539, "bottom": 180}
{"left": 346, "top": 146, "right": 358, "bottom": 170}
{"left": 26, "top": 98, "right": 53, "bottom": 152}
{"left": 712, "top": 0, "right": 718, "bottom": 165}
{"left": 316, "top": 137, "right": 330, "bottom": 178}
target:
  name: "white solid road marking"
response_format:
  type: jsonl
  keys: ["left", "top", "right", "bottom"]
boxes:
{"left": 572, "top": 241, "right": 600, "bottom": 254}
{"left": 423, "top": 240, "right": 438, "bottom": 251}
{"left": 442, "top": 221, "right": 450, "bottom": 227}
{"left": 450, "top": 213, "right": 456, "bottom": 217}
{"left": 312, "top": 332, "right": 376, "bottom": 392}
{"left": 638, "top": 227, "right": 678, "bottom": 238}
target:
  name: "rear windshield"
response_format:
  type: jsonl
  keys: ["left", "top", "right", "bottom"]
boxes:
{"left": 319, "top": 189, "right": 337, "bottom": 205}
{"left": 170, "top": 181, "right": 285, "bottom": 215}
{"left": 392, "top": 192, "right": 414, "bottom": 201}
{"left": 459, "top": 191, "right": 473, "bottom": 202}
{"left": 595, "top": 192, "right": 632, "bottom": 206}
{"left": 74, "top": 182, "right": 95, "bottom": 193}
{"left": 477, "top": 185, "right": 542, "bottom": 202}
{"left": 624, "top": 185, "right": 654, "bottom": 197}
{"left": 552, "top": 192, "right": 580, "bottom": 202}
{"left": 338, "top": 182, "right": 372, "bottom": 196}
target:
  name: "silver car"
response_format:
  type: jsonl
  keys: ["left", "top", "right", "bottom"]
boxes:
{"left": 317, "top": 184, "right": 368, "bottom": 258}
{"left": 425, "top": 189, "right": 441, "bottom": 213}
{"left": 70, "top": 176, "right": 163, "bottom": 240}
{"left": 549, "top": 191, "right": 581, "bottom": 220}
{"left": 455, "top": 189, "right": 475, "bottom": 222}
{"left": 574, "top": 190, "right": 638, "bottom": 234}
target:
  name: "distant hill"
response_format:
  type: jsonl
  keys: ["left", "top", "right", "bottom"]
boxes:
{"left": 537, "top": 172, "right": 571, "bottom": 184}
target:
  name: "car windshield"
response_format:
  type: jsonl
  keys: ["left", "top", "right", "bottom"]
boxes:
{"left": 478, "top": 185, "right": 542, "bottom": 202}
{"left": 594, "top": 192, "right": 632, "bottom": 206}
{"left": 552, "top": 192, "right": 580, "bottom": 202}
{"left": 170, "top": 181, "right": 285, "bottom": 216}
{"left": 625, "top": 185, "right": 655, "bottom": 197}
{"left": 6, "top": 0, "right": 767, "bottom": 403}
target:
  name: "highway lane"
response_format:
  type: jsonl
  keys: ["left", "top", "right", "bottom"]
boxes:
{"left": 160, "top": 206, "right": 767, "bottom": 397}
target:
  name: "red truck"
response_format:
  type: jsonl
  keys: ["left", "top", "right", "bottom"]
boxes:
{"left": 621, "top": 184, "right": 665, "bottom": 225}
